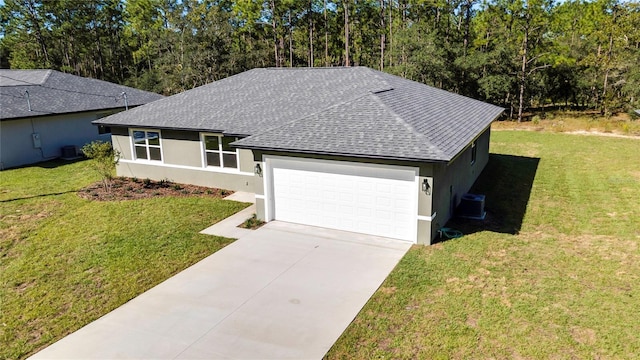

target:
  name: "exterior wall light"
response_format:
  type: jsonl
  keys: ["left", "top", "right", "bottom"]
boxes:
{"left": 422, "top": 178, "right": 431, "bottom": 195}
{"left": 254, "top": 163, "right": 263, "bottom": 177}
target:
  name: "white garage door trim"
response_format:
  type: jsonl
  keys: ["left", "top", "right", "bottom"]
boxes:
{"left": 263, "top": 156, "right": 419, "bottom": 243}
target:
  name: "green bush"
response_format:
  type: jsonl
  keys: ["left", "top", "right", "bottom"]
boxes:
{"left": 81, "top": 141, "right": 120, "bottom": 190}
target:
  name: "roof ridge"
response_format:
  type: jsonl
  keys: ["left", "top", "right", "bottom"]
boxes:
{"left": 42, "top": 69, "right": 53, "bottom": 84}
{"left": 369, "top": 91, "right": 449, "bottom": 159}
{"left": 363, "top": 67, "right": 393, "bottom": 93}
{"left": 262, "top": 66, "right": 368, "bottom": 71}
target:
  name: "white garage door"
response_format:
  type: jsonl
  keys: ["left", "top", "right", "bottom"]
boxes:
{"left": 267, "top": 157, "right": 418, "bottom": 242}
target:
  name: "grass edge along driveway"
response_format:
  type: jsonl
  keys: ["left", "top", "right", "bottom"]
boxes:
{"left": 0, "top": 160, "right": 248, "bottom": 359}
{"left": 326, "top": 131, "right": 640, "bottom": 359}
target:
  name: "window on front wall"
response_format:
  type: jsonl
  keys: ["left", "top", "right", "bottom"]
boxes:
{"left": 203, "top": 135, "right": 239, "bottom": 169}
{"left": 98, "top": 125, "right": 111, "bottom": 135}
{"left": 133, "top": 130, "right": 162, "bottom": 161}
{"left": 471, "top": 141, "right": 477, "bottom": 165}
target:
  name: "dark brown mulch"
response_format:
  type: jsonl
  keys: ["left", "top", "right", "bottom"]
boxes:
{"left": 78, "top": 177, "right": 233, "bottom": 201}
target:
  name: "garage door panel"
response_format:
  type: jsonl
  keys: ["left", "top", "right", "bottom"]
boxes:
{"left": 270, "top": 158, "right": 417, "bottom": 242}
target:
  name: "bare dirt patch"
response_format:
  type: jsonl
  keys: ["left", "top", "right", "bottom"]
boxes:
{"left": 78, "top": 177, "right": 232, "bottom": 201}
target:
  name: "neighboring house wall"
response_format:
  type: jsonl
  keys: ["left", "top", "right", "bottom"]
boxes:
{"left": 0, "top": 110, "right": 114, "bottom": 169}
{"left": 111, "top": 127, "right": 255, "bottom": 192}
{"left": 431, "top": 127, "right": 491, "bottom": 237}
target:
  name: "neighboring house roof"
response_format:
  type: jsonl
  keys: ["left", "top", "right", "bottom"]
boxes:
{"left": 96, "top": 67, "right": 504, "bottom": 162}
{"left": 0, "top": 69, "right": 163, "bottom": 120}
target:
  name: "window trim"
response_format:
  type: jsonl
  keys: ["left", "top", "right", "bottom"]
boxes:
{"left": 201, "top": 133, "right": 240, "bottom": 170}
{"left": 130, "top": 128, "right": 163, "bottom": 162}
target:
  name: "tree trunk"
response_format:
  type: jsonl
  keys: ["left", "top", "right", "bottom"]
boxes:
{"left": 401, "top": 0, "right": 407, "bottom": 71}
{"left": 25, "top": 0, "right": 50, "bottom": 65}
{"left": 388, "top": 0, "right": 393, "bottom": 67}
{"left": 518, "top": 14, "right": 530, "bottom": 123}
{"left": 271, "top": 0, "right": 279, "bottom": 67}
{"left": 324, "top": 0, "right": 329, "bottom": 66}
{"left": 309, "top": 0, "right": 314, "bottom": 67}
{"left": 462, "top": 0, "right": 472, "bottom": 56}
{"left": 601, "top": 18, "right": 615, "bottom": 115}
{"left": 289, "top": 11, "right": 293, "bottom": 67}
{"left": 344, "top": 1, "right": 350, "bottom": 67}
{"left": 380, "top": 0, "right": 385, "bottom": 71}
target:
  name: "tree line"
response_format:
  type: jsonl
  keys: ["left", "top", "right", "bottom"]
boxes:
{"left": 1, "top": 0, "right": 639, "bottom": 121}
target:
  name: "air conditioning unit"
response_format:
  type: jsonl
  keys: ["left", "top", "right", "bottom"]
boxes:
{"left": 458, "top": 193, "right": 486, "bottom": 220}
{"left": 61, "top": 145, "right": 78, "bottom": 159}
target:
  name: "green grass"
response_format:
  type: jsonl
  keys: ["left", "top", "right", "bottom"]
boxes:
{"left": 326, "top": 131, "right": 640, "bottom": 359}
{"left": 0, "top": 160, "right": 247, "bottom": 359}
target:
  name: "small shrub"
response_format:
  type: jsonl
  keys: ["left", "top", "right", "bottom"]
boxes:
{"left": 221, "top": 190, "right": 229, "bottom": 196}
{"left": 143, "top": 178, "right": 152, "bottom": 188}
{"left": 81, "top": 141, "right": 121, "bottom": 191}
{"left": 622, "top": 123, "right": 630, "bottom": 134}
{"left": 240, "top": 214, "right": 265, "bottom": 229}
{"left": 552, "top": 120, "right": 565, "bottom": 132}
{"left": 532, "top": 115, "right": 541, "bottom": 125}
{"left": 173, "top": 184, "right": 183, "bottom": 191}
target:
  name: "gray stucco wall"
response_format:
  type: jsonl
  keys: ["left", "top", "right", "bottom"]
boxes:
{"left": 111, "top": 127, "right": 255, "bottom": 192}
{"left": 108, "top": 126, "right": 491, "bottom": 245}
{"left": 431, "top": 126, "right": 491, "bottom": 240}
{"left": 0, "top": 111, "right": 114, "bottom": 169}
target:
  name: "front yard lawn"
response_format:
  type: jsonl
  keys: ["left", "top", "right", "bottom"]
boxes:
{"left": 0, "top": 160, "right": 247, "bottom": 359}
{"left": 326, "top": 131, "right": 640, "bottom": 359}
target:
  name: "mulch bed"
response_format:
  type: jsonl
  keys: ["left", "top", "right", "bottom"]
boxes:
{"left": 78, "top": 177, "right": 232, "bottom": 201}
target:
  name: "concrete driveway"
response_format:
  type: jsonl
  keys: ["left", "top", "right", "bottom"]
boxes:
{"left": 30, "top": 221, "right": 411, "bottom": 359}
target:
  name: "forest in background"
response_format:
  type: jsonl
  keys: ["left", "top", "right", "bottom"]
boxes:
{"left": 1, "top": 0, "right": 639, "bottom": 121}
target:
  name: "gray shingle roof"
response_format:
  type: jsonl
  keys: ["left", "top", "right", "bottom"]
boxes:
{"left": 95, "top": 67, "right": 391, "bottom": 135}
{"left": 96, "top": 67, "right": 503, "bottom": 162}
{"left": 0, "top": 69, "right": 163, "bottom": 120}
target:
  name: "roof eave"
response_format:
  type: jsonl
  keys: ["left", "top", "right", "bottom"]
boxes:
{"left": 232, "top": 144, "right": 449, "bottom": 163}
{"left": 2, "top": 106, "right": 131, "bottom": 121}
{"left": 444, "top": 112, "right": 503, "bottom": 165}
{"left": 93, "top": 121, "right": 251, "bottom": 137}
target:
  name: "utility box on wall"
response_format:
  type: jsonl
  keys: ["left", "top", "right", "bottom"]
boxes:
{"left": 32, "top": 133, "right": 41, "bottom": 148}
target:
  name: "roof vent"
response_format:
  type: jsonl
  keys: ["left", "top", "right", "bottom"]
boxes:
{"left": 25, "top": 90, "right": 32, "bottom": 111}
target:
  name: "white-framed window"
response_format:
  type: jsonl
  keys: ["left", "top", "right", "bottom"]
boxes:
{"left": 202, "top": 134, "right": 239, "bottom": 169}
{"left": 132, "top": 129, "right": 162, "bottom": 161}
{"left": 470, "top": 140, "right": 477, "bottom": 165}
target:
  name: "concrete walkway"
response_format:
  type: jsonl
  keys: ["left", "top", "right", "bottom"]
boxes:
{"left": 30, "top": 209, "right": 411, "bottom": 359}
{"left": 200, "top": 191, "right": 257, "bottom": 239}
